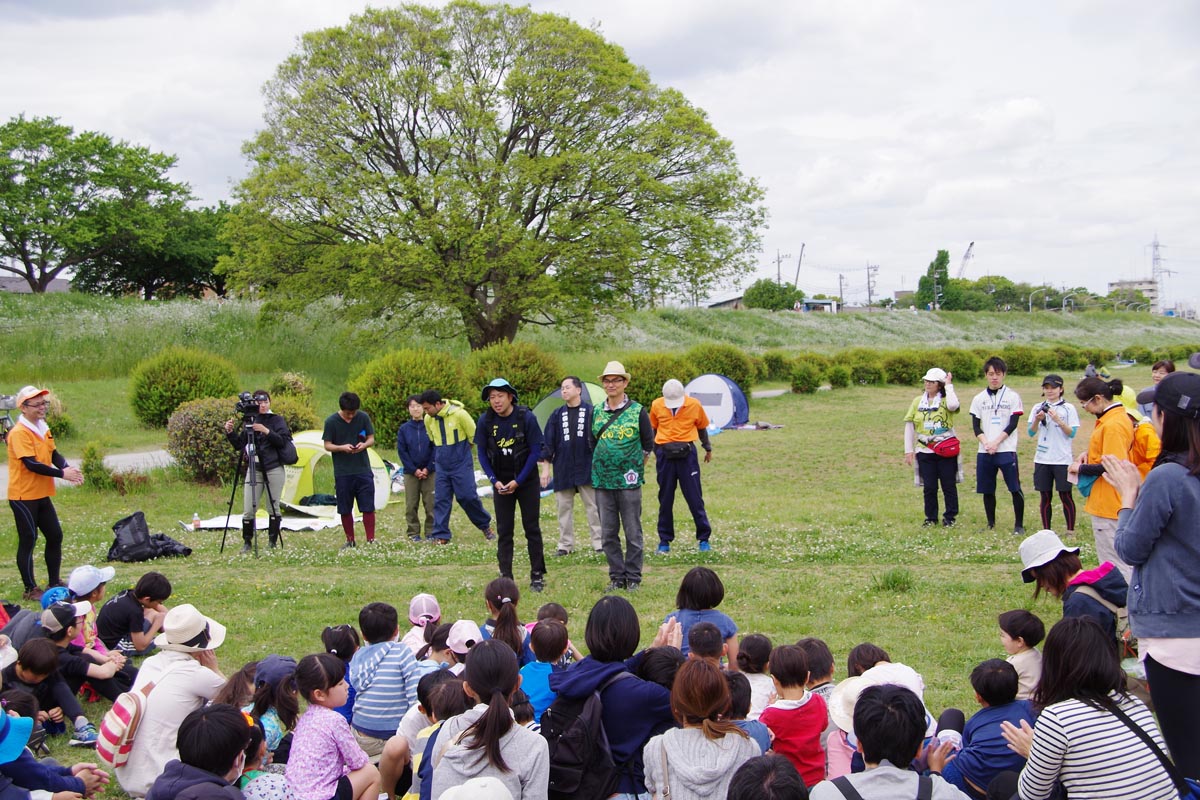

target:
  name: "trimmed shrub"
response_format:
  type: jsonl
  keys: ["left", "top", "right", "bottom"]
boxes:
{"left": 1046, "top": 345, "right": 1087, "bottom": 372}
{"left": 843, "top": 348, "right": 884, "bottom": 385}
{"left": 130, "top": 347, "right": 238, "bottom": 427}
{"left": 267, "top": 371, "right": 315, "bottom": 405}
{"left": 81, "top": 442, "right": 115, "bottom": 491}
{"left": 1120, "top": 345, "right": 1152, "bottom": 364}
{"left": 686, "top": 343, "right": 756, "bottom": 391}
{"left": 761, "top": 350, "right": 793, "bottom": 382}
{"left": 999, "top": 345, "right": 1040, "bottom": 376}
{"left": 794, "top": 351, "right": 833, "bottom": 371}
{"left": 1082, "top": 348, "right": 1117, "bottom": 368}
{"left": 350, "top": 349, "right": 469, "bottom": 444}
{"left": 882, "top": 351, "right": 925, "bottom": 386}
{"left": 167, "top": 395, "right": 317, "bottom": 483}
{"left": 44, "top": 392, "right": 75, "bottom": 439}
{"left": 932, "top": 348, "right": 982, "bottom": 382}
{"left": 749, "top": 355, "right": 768, "bottom": 383}
{"left": 623, "top": 352, "right": 697, "bottom": 408}
{"left": 826, "top": 364, "right": 852, "bottom": 389}
{"left": 790, "top": 361, "right": 823, "bottom": 394}
{"left": 463, "top": 342, "right": 563, "bottom": 417}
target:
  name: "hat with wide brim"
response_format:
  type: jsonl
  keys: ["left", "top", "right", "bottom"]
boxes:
{"left": 481, "top": 378, "right": 518, "bottom": 403}
{"left": 828, "top": 675, "right": 867, "bottom": 734}
{"left": 1019, "top": 529, "right": 1079, "bottom": 583}
{"left": 0, "top": 712, "right": 34, "bottom": 765}
{"left": 154, "top": 604, "right": 227, "bottom": 652}
{"left": 439, "top": 777, "right": 513, "bottom": 800}
{"left": 598, "top": 361, "right": 631, "bottom": 381}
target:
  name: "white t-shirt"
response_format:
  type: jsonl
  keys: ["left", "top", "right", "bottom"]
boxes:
{"left": 970, "top": 386, "right": 1024, "bottom": 454}
{"left": 1032, "top": 400, "right": 1080, "bottom": 465}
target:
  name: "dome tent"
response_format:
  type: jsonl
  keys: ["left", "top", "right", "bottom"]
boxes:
{"left": 279, "top": 429, "right": 391, "bottom": 516}
{"left": 683, "top": 374, "right": 749, "bottom": 429}
{"left": 532, "top": 380, "right": 606, "bottom": 429}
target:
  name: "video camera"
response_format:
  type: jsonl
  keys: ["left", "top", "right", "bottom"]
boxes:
{"left": 235, "top": 392, "right": 260, "bottom": 420}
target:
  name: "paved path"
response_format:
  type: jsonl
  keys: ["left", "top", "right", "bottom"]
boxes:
{"left": 0, "top": 449, "right": 174, "bottom": 494}
{"left": 751, "top": 388, "right": 789, "bottom": 398}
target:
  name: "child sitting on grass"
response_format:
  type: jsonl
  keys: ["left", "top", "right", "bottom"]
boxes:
{"left": 937, "top": 660, "right": 1034, "bottom": 799}
{"left": 95, "top": 571, "right": 171, "bottom": 657}
{"left": 797, "top": 637, "right": 838, "bottom": 749}
{"left": 686, "top": 622, "right": 728, "bottom": 669}
{"left": 0, "top": 638, "right": 98, "bottom": 745}
{"left": 348, "top": 603, "right": 419, "bottom": 756}
{"left": 758, "top": 644, "right": 827, "bottom": 787}
{"left": 997, "top": 610, "right": 1044, "bottom": 701}
{"left": 519, "top": 619, "right": 569, "bottom": 722}
{"left": 145, "top": 704, "right": 250, "bottom": 800}
{"left": 287, "top": 654, "right": 380, "bottom": 800}
{"left": 0, "top": 688, "right": 109, "bottom": 798}
{"left": 664, "top": 567, "right": 740, "bottom": 667}
{"left": 736, "top": 633, "right": 773, "bottom": 720}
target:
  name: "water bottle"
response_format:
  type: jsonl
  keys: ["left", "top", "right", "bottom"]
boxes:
{"left": 192, "top": 512, "right": 201, "bottom": 531}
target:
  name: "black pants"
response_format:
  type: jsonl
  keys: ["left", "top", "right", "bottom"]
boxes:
{"left": 493, "top": 479, "right": 546, "bottom": 580}
{"left": 916, "top": 453, "right": 958, "bottom": 523}
{"left": 65, "top": 661, "right": 136, "bottom": 702}
{"left": 1145, "top": 653, "right": 1200, "bottom": 778}
{"left": 10, "top": 497, "right": 64, "bottom": 591}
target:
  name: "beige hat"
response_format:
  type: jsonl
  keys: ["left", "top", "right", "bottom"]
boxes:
{"left": 439, "top": 777, "right": 513, "bottom": 800}
{"left": 1019, "top": 529, "right": 1079, "bottom": 583}
{"left": 599, "top": 361, "right": 631, "bottom": 381}
{"left": 154, "top": 604, "right": 227, "bottom": 652}
{"left": 15, "top": 386, "right": 49, "bottom": 407}
{"left": 662, "top": 379, "right": 686, "bottom": 409}
{"left": 828, "top": 675, "right": 867, "bottom": 733}
{"left": 921, "top": 368, "right": 947, "bottom": 383}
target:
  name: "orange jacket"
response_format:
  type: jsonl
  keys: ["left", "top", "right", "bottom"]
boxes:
{"left": 1083, "top": 406, "right": 1134, "bottom": 519}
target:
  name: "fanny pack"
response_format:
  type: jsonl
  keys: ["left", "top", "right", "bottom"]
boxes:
{"left": 661, "top": 442, "right": 692, "bottom": 460}
{"left": 930, "top": 437, "right": 960, "bottom": 458}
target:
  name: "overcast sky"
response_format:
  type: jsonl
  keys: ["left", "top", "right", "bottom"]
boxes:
{"left": 3, "top": 0, "right": 1197, "bottom": 307}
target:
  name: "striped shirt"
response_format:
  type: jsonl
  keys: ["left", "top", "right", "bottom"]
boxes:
{"left": 1018, "top": 693, "right": 1175, "bottom": 799}
{"left": 348, "top": 640, "right": 419, "bottom": 735}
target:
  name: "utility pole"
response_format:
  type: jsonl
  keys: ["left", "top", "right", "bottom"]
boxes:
{"left": 793, "top": 244, "right": 805, "bottom": 289}
{"left": 838, "top": 273, "right": 845, "bottom": 307}
{"left": 773, "top": 249, "right": 791, "bottom": 284}
{"left": 866, "top": 264, "right": 879, "bottom": 311}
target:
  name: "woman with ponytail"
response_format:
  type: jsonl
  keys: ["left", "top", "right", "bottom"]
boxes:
{"left": 429, "top": 639, "right": 549, "bottom": 799}
{"left": 1069, "top": 376, "right": 1135, "bottom": 579}
{"left": 480, "top": 577, "right": 534, "bottom": 665}
{"left": 643, "top": 659, "right": 760, "bottom": 800}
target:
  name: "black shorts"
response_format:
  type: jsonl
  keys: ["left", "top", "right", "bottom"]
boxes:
{"left": 1033, "top": 463, "right": 1071, "bottom": 492}
{"left": 334, "top": 472, "right": 376, "bottom": 515}
{"left": 975, "top": 451, "right": 1022, "bottom": 494}
{"left": 330, "top": 775, "right": 352, "bottom": 800}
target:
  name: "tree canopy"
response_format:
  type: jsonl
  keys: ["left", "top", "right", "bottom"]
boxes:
{"left": 0, "top": 115, "right": 189, "bottom": 292}
{"left": 73, "top": 203, "right": 230, "bottom": 300}
{"left": 743, "top": 278, "right": 804, "bottom": 311}
{"left": 223, "top": 1, "right": 765, "bottom": 349}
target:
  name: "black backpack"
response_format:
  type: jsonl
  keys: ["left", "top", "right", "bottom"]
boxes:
{"left": 540, "top": 671, "right": 634, "bottom": 800}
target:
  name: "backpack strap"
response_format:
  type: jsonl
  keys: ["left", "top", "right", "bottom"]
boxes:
{"left": 1072, "top": 584, "right": 1121, "bottom": 615}
{"left": 916, "top": 774, "right": 932, "bottom": 800}
{"left": 1106, "top": 701, "right": 1191, "bottom": 798}
{"left": 831, "top": 776, "right": 867, "bottom": 800}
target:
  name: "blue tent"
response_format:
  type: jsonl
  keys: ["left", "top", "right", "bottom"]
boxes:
{"left": 684, "top": 373, "right": 749, "bottom": 429}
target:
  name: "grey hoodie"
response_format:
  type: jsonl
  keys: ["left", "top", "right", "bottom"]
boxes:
{"left": 642, "top": 726, "right": 762, "bottom": 800}
{"left": 430, "top": 704, "right": 549, "bottom": 800}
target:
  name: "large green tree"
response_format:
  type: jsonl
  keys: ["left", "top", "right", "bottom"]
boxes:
{"left": 73, "top": 203, "right": 230, "bottom": 300}
{"left": 0, "top": 115, "right": 189, "bottom": 292}
{"left": 742, "top": 278, "right": 804, "bottom": 311}
{"left": 224, "top": 1, "right": 765, "bottom": 349}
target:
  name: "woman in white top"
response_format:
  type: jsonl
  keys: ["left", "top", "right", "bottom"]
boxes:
{"left": 999, "top": 616, "right": 1175, "bottom": 800}
{"left": 114, "top": 604, "right": 227, "bottom": 798}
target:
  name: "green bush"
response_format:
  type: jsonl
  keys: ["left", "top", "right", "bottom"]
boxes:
{"left": 790, "top": 361, "right": 824, "bottom": 394}
{"left": 826, "top": 364, "right": 852, "bottom": 389}
{"left": 166, "top": 395, "right": 317, "bottom": 483}
{"left": 463, "top": 342, "right": 563, "bottom": 417}
{"left": 267, "top": 371, "right": 315, "bottom": 405}
{"left": 843, "top": 348, "right": 884, "bottom": 385}
{"left": 748, "top": 355, "right": 768, "bottom": 384}
{"left": 350, "top": 349, "right": 468, "bottom": 442}
{"left": 881, "top": 351, "right": 925, "bottom": 386}
{"left": 686, "top": 343, "right": 756, "bottom": 391}
{"left": 1047, "top": 345, "right": 1087, "bottom": 371}
{"left": 999, "top": 345, "right": 1040, "bottom": 376}
{"left": 81, "top": 442, "right": 115, "bottom": 491}
{"left": 44, "top": 392, "right": 75, "bottom": 439}
{"left": 129, "top": 347, "right": 238, "bottom": 427}
{"left": 623, "top": 352, "right": 697, "bottom": 407}
{"left": 1165, "top": 344, "right": 1200, "bottom": 363}
{"left": 1082, "top": 348, "right": 1117, "bottom": 368}
{"left": 1120, "top": 345, "right": 1152, "bottom": 364}
{"left": 761, "top": 350, "right": 794, "bottom": 382}
{"left": 932, "top": 348, "right": 982, "bottom": 382}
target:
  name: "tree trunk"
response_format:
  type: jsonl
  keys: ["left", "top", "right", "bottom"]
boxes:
{"left": 465, "top": 310, "right": 521, "bottom": 350}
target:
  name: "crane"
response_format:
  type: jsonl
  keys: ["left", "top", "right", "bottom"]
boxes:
{"left": 956, "top": 242, "right": 974, "bottom": 279}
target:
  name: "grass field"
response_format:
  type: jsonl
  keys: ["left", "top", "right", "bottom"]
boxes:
{"left": 0, "top": 294, "right": 1182, "bottom": 797}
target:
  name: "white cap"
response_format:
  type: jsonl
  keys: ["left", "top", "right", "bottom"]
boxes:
{"left": 922, "top": 368, "right": 947, "bottom": 383}
{"left": 662, "top": 379, "right": 686, "bottom": 409}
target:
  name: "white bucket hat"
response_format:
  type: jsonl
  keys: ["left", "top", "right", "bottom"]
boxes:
{"left": 1019, "top": 529, "right": 1079, "bottom": 583}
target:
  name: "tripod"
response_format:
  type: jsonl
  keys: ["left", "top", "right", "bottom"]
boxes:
{"left": 220, "top": 417, "right": 285, "bottom": 556}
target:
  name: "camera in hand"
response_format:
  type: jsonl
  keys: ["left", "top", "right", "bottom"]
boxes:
{"left": 1040, "top": 402, "right": 1051, "bottom": 414}
{"left": 236, "top": 391, "right": 260, "bottom": 420}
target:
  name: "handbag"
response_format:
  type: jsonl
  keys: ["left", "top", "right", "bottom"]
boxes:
{"left": 1108, "top": 701, "right": 1200, "bottom": 799}
{"left": 930, "top": 437, "right": 960, "bottom": 458}
{"left": 660, "top": 442, "right": 692, "bottom": 460}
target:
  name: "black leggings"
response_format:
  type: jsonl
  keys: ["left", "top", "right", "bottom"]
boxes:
{"left": 1039, "top": 490, "right": 1077, "bottom": 530}
{"left": 1145, "top": 654, "right": 1200, "bottom": 779}
{"left": 10, "top": 497, "right": 63, "bottom": 591}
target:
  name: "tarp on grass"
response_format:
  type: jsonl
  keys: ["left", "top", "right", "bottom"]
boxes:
{"left": 684, "top": 373, "right": 750, "bottom": 429}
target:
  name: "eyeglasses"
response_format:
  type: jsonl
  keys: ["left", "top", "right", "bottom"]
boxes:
{"left": 22, "top": 401, "right": 48, "bottom": 409}
{"left": 601, "top": 378, "right": 627, "bottom": 385}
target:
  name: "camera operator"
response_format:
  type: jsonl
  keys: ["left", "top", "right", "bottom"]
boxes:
{"left": 224, "top": 390, "right": 293, "bottom": 552}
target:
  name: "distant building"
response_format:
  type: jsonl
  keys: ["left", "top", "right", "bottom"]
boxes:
{"left": 1108, "top": 278, "right": 1159, "bottom": 314}
{"left": 0, "top": 277, "right": 72, "bottom": 293}
{"left": 795, "top": 298, "right": 838, "bottom": 313}
{"left": 893, "top": 290, "right": 914, "bottom": 304}
{"left": 708, "top": 295, "right": 744, "bottom": 309}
